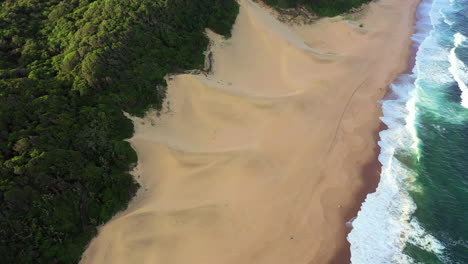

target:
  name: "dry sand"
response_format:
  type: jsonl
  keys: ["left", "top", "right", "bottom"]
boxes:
{"left": 81, "top": 0, "right": 420, "bottom": 263}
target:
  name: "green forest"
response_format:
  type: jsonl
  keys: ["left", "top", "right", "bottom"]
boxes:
{"left": 0, "top": 0, "right": 370, "bottom": 263}
{"left": 0, "top": 0, "right": 238, "bottom": 263}
{"left": 265, "top": 0, "right": 371, "bottom": 16}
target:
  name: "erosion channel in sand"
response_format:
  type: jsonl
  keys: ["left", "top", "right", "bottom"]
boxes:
{"left": 81, "top": 0, "right": 420, "bottom": 263}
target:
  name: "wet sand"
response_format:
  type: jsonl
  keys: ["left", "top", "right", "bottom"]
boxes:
{"left": 81, "top": 0, "right": 421, "bottom": 263}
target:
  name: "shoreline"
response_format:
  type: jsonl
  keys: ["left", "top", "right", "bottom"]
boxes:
{"left": 330, "top": 121, "right": 386, "bottom": 264}
{"left": 347, "top": 0, "right": 435, "bottom": 262}
{"left": 336, "top": 0, "right": 423, "bottom": 262}
{"left": 339, "top": 0, "right": 425, "bottom": 261}
{"left": 81, "top": 0, "right": 423, "bottom": 263}
{"left": 291, "top": 0, "right": 423, "bottom": 261}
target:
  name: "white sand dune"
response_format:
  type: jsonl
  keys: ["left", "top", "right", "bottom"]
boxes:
{"left": 81, "top": 0, "right": 420, "bottom": 263}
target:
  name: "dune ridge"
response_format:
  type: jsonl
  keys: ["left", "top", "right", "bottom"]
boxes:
{"left": 81, "top": 0, "right": 420, "bottom": 263}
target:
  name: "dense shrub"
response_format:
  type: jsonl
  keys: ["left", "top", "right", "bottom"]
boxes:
{"left": 264, "top": 0, "right": 371, "bottom": 16}
{"left": 0, "top": 0, "right": 238, "bottom": 263}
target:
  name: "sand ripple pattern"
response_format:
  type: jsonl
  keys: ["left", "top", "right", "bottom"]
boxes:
{"left": 80, "top": 0, "right": 420, "bottom": 263}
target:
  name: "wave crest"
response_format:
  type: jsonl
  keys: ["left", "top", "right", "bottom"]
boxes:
{"left": 448, "top": 32, "right": 468, "bottom": 108}
{"left": 347, "top": 0, "right": 447, "bottom": 262}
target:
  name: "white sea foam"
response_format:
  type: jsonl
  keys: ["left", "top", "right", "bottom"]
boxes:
{"left": 442, "top": 12, "right": 454, "bottom": 26}
{"left": 347, "top": 0, "right": 447, "bottom": 263}
{"left": 448, "top": 32, "right": 468, "bottom": 108}
{"left": 347, "top": 74, "right": 438, "bottom": 264}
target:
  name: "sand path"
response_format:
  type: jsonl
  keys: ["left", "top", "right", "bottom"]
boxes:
{"left": 81, "top": 0, "right": 420, "bottom": 263}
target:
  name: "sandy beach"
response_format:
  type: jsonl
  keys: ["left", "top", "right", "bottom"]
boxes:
{"left": 80, "top": 0, "right": 420, "bottom": 263}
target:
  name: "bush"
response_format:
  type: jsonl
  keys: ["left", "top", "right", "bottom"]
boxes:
{"left": 0, "top": 0, "right": 239, "bottom": 263}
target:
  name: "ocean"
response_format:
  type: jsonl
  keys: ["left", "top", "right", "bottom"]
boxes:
{"left": 348, "top": 0, "right": 468, "bottom": 263}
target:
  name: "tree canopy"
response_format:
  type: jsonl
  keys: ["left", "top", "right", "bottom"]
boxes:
{"left": 0, "top": 0, "right": 238, "bottom": 263}
{"left": 264, "top": 0, "right": 371, "bottom": 16}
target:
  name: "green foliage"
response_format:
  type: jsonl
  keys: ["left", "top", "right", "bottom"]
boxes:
{"left": 264, "top": 0, "right": 371, "bottom": 17}
{"left": 0, "top": 0, "right": 239, "bottom": 263}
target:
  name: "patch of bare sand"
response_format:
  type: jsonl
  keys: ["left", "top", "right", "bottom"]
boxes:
{"left": 81, "top": 0, "right": 420, "bottom": 263}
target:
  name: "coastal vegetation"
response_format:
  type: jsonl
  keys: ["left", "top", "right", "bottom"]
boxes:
{"left": 1, "top": 0, "right": 373, "bottom": 263}
{"left": 0, "top": 0, "right": 238, "bottom": 263}
{"left": 264, "top": 0, "right": 371, "bottom": 16}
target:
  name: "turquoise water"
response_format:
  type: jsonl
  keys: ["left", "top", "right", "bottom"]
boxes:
{"left": 408, "top": 0, "right": 468, "bottom": 262}
{"left": 348, "top": 0, "right": 468, "bottom": 263}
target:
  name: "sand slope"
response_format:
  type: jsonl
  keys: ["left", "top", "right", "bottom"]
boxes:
{"left": 80, "top": 0, "right": 420, "bottom": 263}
